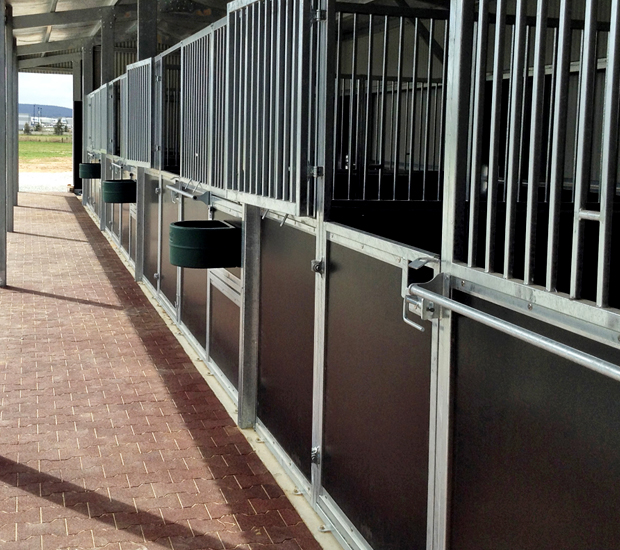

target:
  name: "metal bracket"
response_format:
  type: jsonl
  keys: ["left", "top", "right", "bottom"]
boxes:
{"left": 311, "top": 259, "right": 324, "bottom": 275}
{"left": 312, "top": 9, "right": 326, "bottom": 23}
{"left": 311, "top": 446, "right": 321, "bottom": 465}
{"left": 154, "top": 273, "right": 161, "bottom": 280}
{"left": 403, "top": 275, "right": 443, "bottom": 331}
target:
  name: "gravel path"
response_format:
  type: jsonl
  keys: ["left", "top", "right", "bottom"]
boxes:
{"left": 19, "top": 171, "right": 74, "bottom": 193}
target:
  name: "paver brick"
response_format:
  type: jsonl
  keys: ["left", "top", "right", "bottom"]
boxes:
{"left": 0, "top": 193, "right": 325, "bottom": 550}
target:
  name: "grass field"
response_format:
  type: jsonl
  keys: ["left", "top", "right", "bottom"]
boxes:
{"left": 19, "top": 135, "right": 73, "bottom": 172}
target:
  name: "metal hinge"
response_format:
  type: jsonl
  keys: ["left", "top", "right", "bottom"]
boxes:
{"left": 312, "top": 9, "right": 326, "bottom": 22}
{"left": 155, "top": 75, "right": 162, "bottom": 82}
{"left": 154, "top": 273, "right": 161, "bottom": 280}
{"left": 309, "top": 165, "right": 324, "bottom": 178}
{"left": 311, "top": 446, "right": 321, "bottom": 465}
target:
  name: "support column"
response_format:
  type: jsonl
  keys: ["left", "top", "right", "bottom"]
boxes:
{"left": 237, "top": 204, "right": 261, "bottom": 429}
{"left": 101, "top": 10, "right": 115, "bottom": 84}
{"left": 432, "top": 1, "right": 476, "bottom": 549}
{"left": 11, "top": 40, "right": 17, "bottom": 211}
{"left": 0, "top": 0, "right": 7, "bottom": 287}
{"left": 137, "top": 0, "right": 157, "bottom": 61}
{"left": 73, "top": 59, "right": 82, "bottom": 194}
{"left": 82, "top": 41, "right": 94, "bottom": 205}
{"left": 5, "top": 6, "right": 16, "bottom": 232}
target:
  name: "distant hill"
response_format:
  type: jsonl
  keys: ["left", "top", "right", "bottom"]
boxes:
{"left": 19, "top": 104, "right": 72, "bottom": 118}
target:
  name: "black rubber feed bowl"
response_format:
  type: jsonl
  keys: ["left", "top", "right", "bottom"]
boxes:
{"left": 102, "top": 179, "right": 136, "bottom": 203}
{"left": 169, "top": 220, "right": 242, "bottom": 269}
{"left": 79, "top": 163, "right": 101, "bottom": 179}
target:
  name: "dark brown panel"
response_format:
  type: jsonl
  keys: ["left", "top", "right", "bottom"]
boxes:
{"left": 451, "top": 293, "right": 620, "bottom": 550}
{"left": 258, "top": 221, "right": 315, "bottom": 480}
{"left": 323, "top": 243, "right": 431, "bottom": 550}
{"left": 180, "top": 198, "right": 209, "bottom": 348}
{"left": 209, "top": 285, "right": 240, "bottom": 389}
{"left": 143, "top": 173, "right": 159, "bottom": 289}
{"left": 213, "top": 210, "right": 242, "bottom": 279}
{"left": 121, "top": 203, "right": 130, "bottom": 254}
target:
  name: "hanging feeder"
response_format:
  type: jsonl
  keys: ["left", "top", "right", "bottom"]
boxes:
{"left": 78, "top": 163, "right": 101, "bottom": 179}
{"left": 102, "top": 179, "right": 137, "bottom": 203}
{"left": 169, "top": 220, "right": 242, "bottom": 269}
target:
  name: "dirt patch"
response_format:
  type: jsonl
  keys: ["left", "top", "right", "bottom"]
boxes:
{"left": 19, "top": 157, "right": 73, "bottom": 173}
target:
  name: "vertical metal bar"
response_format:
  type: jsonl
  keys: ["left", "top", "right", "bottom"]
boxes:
{"left": 423, "top": 19, "right": 435, "bottom": 199}
{"left": 437, "top": 19, "right": 449, "bottom": 200}
{"left": 468, "top": 1, "right": 489, "bottom": 266}
{"left": 378, "top": 16, "right": 388, "bottom": 199}
{"left": 331, "top": 13, "right": 344, "bottom": 199}
{"left": 503, "top": 24, "right": 515, "bottom": 202}
{"left": 0, "top": 0, "right": 6, "bottom": 287}
{"left": 362, "top": 15, "right": 374, "bottom": 200}
{"left": 262, "top": 5, "right": 271, "bottom": 196}
{"left": 571, "top": 29, "right": 585, "bottom": 203}
{"left": 503, "top": 0, "right": 527, "bottom": 278}
{"left": 408, "top": 18, "right": 419, "bottom": 199}
{"left": 393, "top": 17, "right": 405, "bottom": 200}
{"left": 546, "top": 0, "right": 572, "bottom": 292}
{"left": 544, "top": 27, "right": 558, "bottom": 202}
{"left": 347, "top": 14, "right": 358, "bottom": 200}
{"left": 485, "top": 0, "right": 507, "bottom": 272}
{"left": 570, "top": 0, "right": 598, "bottom": 299}
{"left": 437, "top": 3, "right": 475, "bottom": 546}
{"left": 516, "top": 25, "right": 531, "bottom": 203}
{"left": 524, "top": 0, "right": 548, "bottom": 285}
{"left": 596, "top": 0, "right": 620, "bottom": 307}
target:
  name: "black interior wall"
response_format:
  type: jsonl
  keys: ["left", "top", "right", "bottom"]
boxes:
{"left": 323, "top": 243, "right": 431, "bottom": 550}
{"left": 451, "top": 292, "right": 620, "bottom": 550}
{"left": 258, "top": 220, "right": 315, "bottom": 479}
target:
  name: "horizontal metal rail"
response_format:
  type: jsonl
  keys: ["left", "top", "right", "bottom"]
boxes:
{"left": 407, "top": 283, "right": 620, "bottom": 383}
{"left": 165, "top": 184, "right": 209, "bottom": 203}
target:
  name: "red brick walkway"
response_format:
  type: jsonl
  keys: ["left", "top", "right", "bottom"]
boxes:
{"left": 0, "top": 192, "right": 321, "bottom": 550}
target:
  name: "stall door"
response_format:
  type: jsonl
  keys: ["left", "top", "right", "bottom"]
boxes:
{"left": 322, "top": 242, "right": 432, "bottom": 550}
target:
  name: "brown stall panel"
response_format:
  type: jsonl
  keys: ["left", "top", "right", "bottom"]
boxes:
{"left": 180, "top": 197, "right": 209, "bottom": 348}
{"left": 160, "top": 185, "right": 178, "bottom": 305}
{"left": 209, "top": 285, "right": 240, "bottom": 389}
{"left": 121, "top": 202, "right": 130, "bottom": 254}
{"left": 452, "top": 293, "right": 620, "bottom": 550}
{"left": 258, "top": 220, "right": 315, "bottom": 480}
{"left": 130, "top": 214, "right": 137, "bottom": 263}
{"left": 143, "top": 173, "right": 159, "bottom": 289}
{"left": 213, "top": 210, "right": 242, "bottom": 279}
{"left": 323, "top": 243, "right": 431, "bottom": 550}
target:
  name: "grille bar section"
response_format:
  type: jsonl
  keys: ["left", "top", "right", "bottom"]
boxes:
{"left": 464, "top": 1, "right": 620, "bottom": 309}
{"left": 226, "top": 0, "right": 312, "bottom": 217}
{"left": 125, "top": 58, "right": 153, "bottom": 167}
{"left": 181, "top": 19, "right": 227, "bottom": 188}
{"left": 332, "top": 4, "right": 449, "bottom": 202}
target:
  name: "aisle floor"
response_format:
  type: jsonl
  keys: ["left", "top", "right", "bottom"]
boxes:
{"left": 0, "top": 192, "right": 322, "bottom": 550}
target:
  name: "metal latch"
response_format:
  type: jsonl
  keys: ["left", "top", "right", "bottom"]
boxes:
{"left": 311, "top": 446, "right": 321, "bottom": 465}
{"left": 403, "top": 294, "right": 439, "bottom": 332}
{"left": 309, "top": 166, "right": 324, "bottom": 178}
{"left": 312, "top": 9, "right": 326, "bottom": 22}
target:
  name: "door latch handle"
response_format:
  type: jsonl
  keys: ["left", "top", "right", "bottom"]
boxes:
{"left": 403, "top": 294, "right": 438, "bottom": 332}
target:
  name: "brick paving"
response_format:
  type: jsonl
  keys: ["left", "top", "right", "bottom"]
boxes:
{"left": 0, "top": 192, "right": 322, "bottom": 550}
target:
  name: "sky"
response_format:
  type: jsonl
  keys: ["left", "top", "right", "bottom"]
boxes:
{"left": 18, "top": 73, "right": 74, "bottom": 109}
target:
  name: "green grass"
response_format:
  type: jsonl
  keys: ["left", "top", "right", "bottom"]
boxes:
{"left": 19, "top": 139, "right": 73, "bottom": 161}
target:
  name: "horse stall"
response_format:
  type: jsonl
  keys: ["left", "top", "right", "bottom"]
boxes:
{"left": 81, "top": 1, "right": 620, "bottom": 549}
